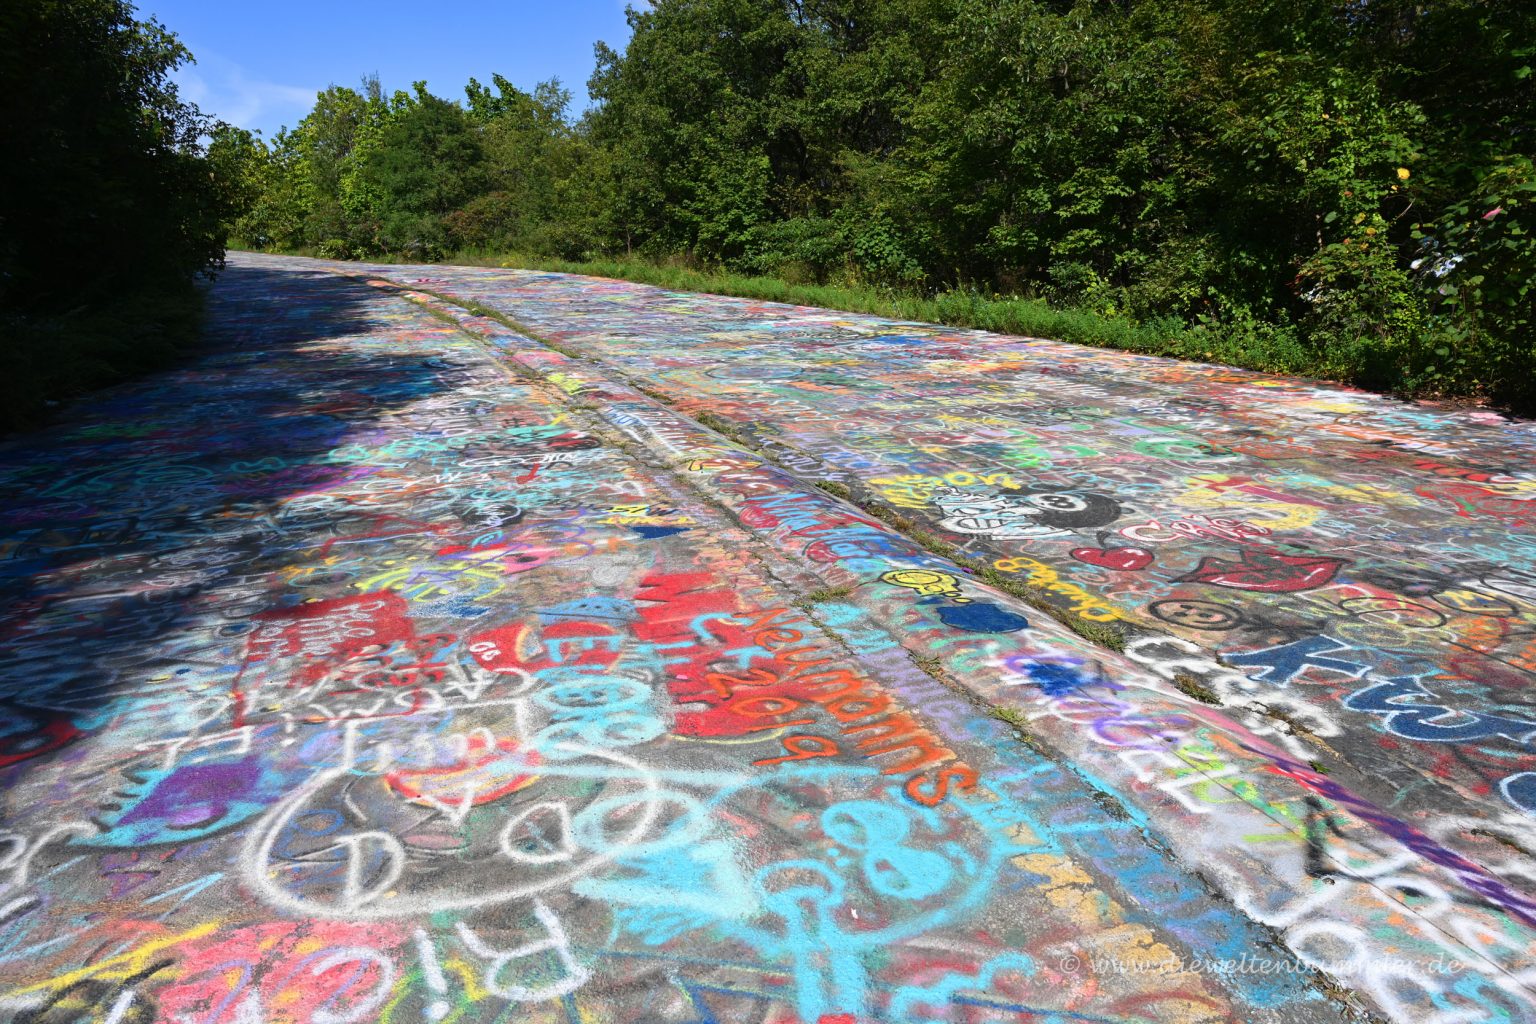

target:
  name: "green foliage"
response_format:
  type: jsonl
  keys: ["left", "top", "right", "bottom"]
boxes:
{"left": 238, "top": 74, "right": 600, "bottom": 262}
{"left": 208, "top": 124, "right": 270, "bottom": 247}
{"left": 356, "top": 86, "right": 482, "bottom": 259}
{"left": 224, "top": 0, "right": 1536, "bottom": 413}
{"left": 1, "top": 0, "right": 241, "bottom": 428}
{"left": 1414, "top": 154, "right": 1536, "bottom": 407}
{"left": 0, "top": 0, "right": 232, "bottom": 310}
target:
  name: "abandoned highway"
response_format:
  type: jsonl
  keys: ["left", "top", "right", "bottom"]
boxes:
{"left": 2, "top": 252, "right": 1534, "bottom": 1024}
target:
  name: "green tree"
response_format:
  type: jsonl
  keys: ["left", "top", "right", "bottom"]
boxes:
{"left": 208, "top": 124, "right": 271, "bottom": 248}
{"left": 0, "top": 0, "right": 229, "bottom": 311}
{"left": 361, "top": 83, "right": 487, "bottom": 259}
{"left": 223, "top": 0, "right": 1536, "bottom": 411}
{"left": 0, "top": 0, "right": 247, "bottom": 428}
{"left": 449, "top": 76, "right": 591, "bottom": 255}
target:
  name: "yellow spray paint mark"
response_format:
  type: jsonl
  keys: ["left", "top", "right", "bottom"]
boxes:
{"left": 881, "top": 568, "right": 969, "bottom": 601}
{"left": 1010, "top": 853, "right": 1225, "bottom": 1022}
{"left": 4, "top": 921, "right": 218, "bottom": 1001}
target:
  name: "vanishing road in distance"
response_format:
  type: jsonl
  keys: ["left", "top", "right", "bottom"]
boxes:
{"left": 2, "top": 251, "right": 1534, "bottom": 1024}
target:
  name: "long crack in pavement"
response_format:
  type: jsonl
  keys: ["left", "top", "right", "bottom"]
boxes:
{"left": 1, "top": 252, "right": 1534, "bottom": 1023}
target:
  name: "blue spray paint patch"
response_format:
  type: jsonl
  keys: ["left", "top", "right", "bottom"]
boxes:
{"left": 1024, "top": 661, "right": 1085, "bottom": 696}
{"left": 1344, "top": 677, "right": 1536, "bottom": 743}
{"left": 938, "top": 602, "right": 1029, "bottom": 633}
{"left": 1225, "top": 636, "right": 1370, "bottom": 683}
{"left": 631, "top": 524, "right": 689, "bottom": 539}
{"left": 1501, "top": 771, "right": 1536, "bottom": 813}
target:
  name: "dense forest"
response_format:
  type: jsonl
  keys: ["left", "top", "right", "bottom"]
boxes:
{"left": 2, "top": 1, "right": 1532, "bottom": 421}
{"left": 222, "top": 0, "right": 1535, "bottom": 412}
{"left": 1, "top": 0, "right": 240, "bottom": 429}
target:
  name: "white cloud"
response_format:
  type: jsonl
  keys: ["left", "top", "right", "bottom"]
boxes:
{"left": 172, "top": 49, "right": 318, "bottom": 138}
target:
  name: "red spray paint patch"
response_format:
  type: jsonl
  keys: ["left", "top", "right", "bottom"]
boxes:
{"left": 385, "top": 735, "right": 541, "bottom": 808}
{"left": 153, "top": 920, "right": 409, "bottom": 1024}
{"left": 247, "top": 591, "right": 415, "bottom": 663}
{"left": 1070, "top": 545, "right": 1154, "bottom": 571}
{"left": 1176, "top": 549, "right": 1346, "bottom": 593}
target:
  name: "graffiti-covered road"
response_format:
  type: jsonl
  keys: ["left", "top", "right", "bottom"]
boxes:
{"left": 0, "top": 255, "right": 1533, "bottom": 1024}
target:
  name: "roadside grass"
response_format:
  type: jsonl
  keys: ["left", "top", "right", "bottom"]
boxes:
{"left": 1, "top": 284, "right": 205, "bottom": 434}
{"left": 693, "top": 410, "right": 747, "bottom": 442}
{"left": 484, "top": 252, "right": 1327, "bottom": 381}
{"left": 803, "top": 583, "right": 856, "bottom": 602}
{"left": 244, "top": 247, "right": 1532, "bottom": 412}
{"left": 1172, "top": 672, "right": 1223, "bottom": 705}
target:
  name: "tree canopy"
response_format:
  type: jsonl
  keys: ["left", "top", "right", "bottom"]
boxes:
{"left": 204, "top": 1, "right": 1536, "bottom": 412}
{"left": 1, "top": 0, "right": 246, "bottom": 428}
{"left": 1, "top": 0, "right": 236, "bottom": 311}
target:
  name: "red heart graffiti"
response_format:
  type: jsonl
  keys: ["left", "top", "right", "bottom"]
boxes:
{"left": 1071, "top": 545, "right": 1154, "bottom": 571}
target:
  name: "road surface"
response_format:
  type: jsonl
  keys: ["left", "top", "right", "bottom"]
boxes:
{"left": 0, "top": 252, "right": 1533, "bottom": 1023}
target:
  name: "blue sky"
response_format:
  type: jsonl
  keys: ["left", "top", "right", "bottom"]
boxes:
{"left": 141, "top": 1, "right": 637, "bottom": 140}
